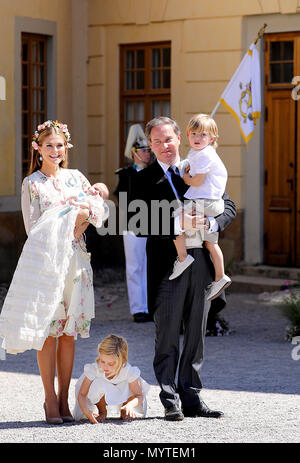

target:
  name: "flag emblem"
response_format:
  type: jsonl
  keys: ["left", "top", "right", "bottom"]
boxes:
{"left": 219, "top": 44, "right": 261, "bottom": 146}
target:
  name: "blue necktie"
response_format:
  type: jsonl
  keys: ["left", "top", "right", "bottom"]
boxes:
{"left": 168, "top": 166, "right": 186, "bottom": 202}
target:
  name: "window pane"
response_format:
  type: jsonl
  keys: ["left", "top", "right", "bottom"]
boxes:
{"left": 162, "top": 100, "right": 171, "bottom": 117}
{"left": 126, "top": 50, "right": 134, "bottom": 69}
{"left": 283, "top": 62, "right": 293, "bottom": 82}
{"left": 39, "top": 41, "right": 45, "bottom": 62}
{"left": 162, "top": 69, "right": 170, "bottom": 88}
{"left": 22, "top": 138, "right": 29, "bottom": 160}
{"left": 269, "top": 63, "right": 280, "bottom": 83}
{"left": 32, "top": 40, "right": 37, "bottom": 62}
{"left": 38, "top": 66, "right": 45, "bottom": 87}
{"left": 270, "top": 62, "right": 293, "bottom": 83}
{"left": 33, "top": 90, "right": 37, "bottom": 110}
{"left": 38, "top": 113, "right": 44, "bottom": 125}
{"left": 163, "top": 48, "right": 171, "bottom": 67}
{"left": 32, "top": 113, "right": 38, "bottom": 131}
{"left": 32, "top": 65, "right": 37, "bottom": 87}
{"left": 22, "top": 41, "right": 28, "bottom": 61}
{"left": 136, "top": 71, "right": 144, "bottom": 89}
{"left": 136, "top": 50, "right": 144, "bottom": 68}
{"left": 283, "top": 41, "right": 293, "bottom": 61}
{"left": 125, "top": 71, "right": 134, "bottom": 90}
{"left": 39, "top": 90, "right": 45, "bottom": 111}
{"left": 151, "top": 101, "right": 161, "bottom": 118}
{"left": 152, "top": 70, "right": 160, "bottom": 89}
{"left": 22, "top": 64, "right": 28, "bottom": 86}
{"left": 270, "top": 42, "right": 281, "bottom": 61}
{"left": 270, "top": 41, "right": 293, "bottom": 61}
{"left": 136, "top": 102, "right": 144, "bottom": 121}
{"left": 125, "top": 101, "right": 134, "bottom": 120}
{"left": 22, "top": 88, "right": 28, "bottom": 110}
{"left": 22, "top": 113, "right": 28, "bottom": 135}
{"left": 125, "top": 122, "right": 131, "bottom": 141}
{"left": 152, "top": 49, "right": 160, "bottom": 68}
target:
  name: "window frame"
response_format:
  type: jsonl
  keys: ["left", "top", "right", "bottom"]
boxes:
{"left": 21, "top": 32, "right": 48, "bottom": 178}
{"left": 120, "top": 41, "right": 171, "bottom": 166}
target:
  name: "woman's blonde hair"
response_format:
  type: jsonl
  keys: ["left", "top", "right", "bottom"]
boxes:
{"left": 186, "top": 113, "right": 219, "bottom": 149}
{"left": 27, "top": 127, "right": 69, "bottom": 177}
{"left": 96, "top": 334, "right": 128, "bottom": 378}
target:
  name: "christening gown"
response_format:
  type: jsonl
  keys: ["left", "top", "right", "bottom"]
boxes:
{"left": 0, "top": 168, "right": 109, "bottom": 357}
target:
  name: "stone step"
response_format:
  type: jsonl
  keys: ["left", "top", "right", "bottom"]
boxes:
{"left": 230, "top": 274, "right": 297, "bottom": 294}
{"left": 235, "top": 264, "right": 300, "bottom": 281}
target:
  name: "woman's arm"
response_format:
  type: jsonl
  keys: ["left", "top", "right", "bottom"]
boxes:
{"left": 77, "top": 377, "right": 100, "bottom": 424}
{"left": 21, "top": 177, "right": 41, "bottom": 235}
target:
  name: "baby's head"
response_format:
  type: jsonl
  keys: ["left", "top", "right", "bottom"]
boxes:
{"left": 186, "top": 114, "right": 219, "bottom": 150}
{"left": 96, "top": 334, "right": 128, "bottom": 378}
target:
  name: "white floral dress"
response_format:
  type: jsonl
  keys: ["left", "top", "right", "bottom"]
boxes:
{"left": 0, "top": 168, "right": 109, "bottom": 355}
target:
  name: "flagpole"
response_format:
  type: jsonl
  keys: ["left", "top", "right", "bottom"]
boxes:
{"left": 254, "top": 23, "right": 267, "bottom": 45}
{"left": 210, "top": 24, "right": 267, "bottom": 118}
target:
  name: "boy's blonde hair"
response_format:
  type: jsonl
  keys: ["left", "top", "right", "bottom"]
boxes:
{"left": 186, "top": 113, "right": 219, "bottom": 149}
{"left": 96, "top": 334, "right": 128, "bottom": 378}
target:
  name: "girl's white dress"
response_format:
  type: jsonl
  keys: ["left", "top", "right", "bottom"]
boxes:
{"left": 0, "top": 168, "right": 109, "bottom": 357}
{"left": 73, "top": 361, "right": 150, "bottom": 420}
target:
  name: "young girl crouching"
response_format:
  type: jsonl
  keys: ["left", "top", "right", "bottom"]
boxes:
{"left": 73, "top": 334, "right": 150, "bottom": 423}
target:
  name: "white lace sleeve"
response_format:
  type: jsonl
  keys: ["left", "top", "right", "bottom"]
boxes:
{"left": 21, "top": 177, "right": 41, "bottom": 235}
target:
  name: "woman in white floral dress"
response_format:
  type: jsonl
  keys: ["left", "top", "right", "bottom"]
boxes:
{"left": 0, "top": 121, "right": 109, "bottom": 424}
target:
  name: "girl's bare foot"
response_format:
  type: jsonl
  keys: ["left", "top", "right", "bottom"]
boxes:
{"left": 97, "top": 411, "right": 107, "bottom": 422}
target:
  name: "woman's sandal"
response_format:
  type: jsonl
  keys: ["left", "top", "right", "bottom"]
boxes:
{"left": 61, "top": 415, "right": 74, "bottom": 423}
{"left": 43, "top": 402, "right": 63, "bottom": 425}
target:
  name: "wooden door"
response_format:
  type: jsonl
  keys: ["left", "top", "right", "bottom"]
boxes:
{"left": 264, "top": 32, "right": 300, "bottom": 266}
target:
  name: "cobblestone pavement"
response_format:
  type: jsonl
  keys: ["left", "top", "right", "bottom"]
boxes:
{"left": 0, "top": 271, "right": 299, "bottom": 445}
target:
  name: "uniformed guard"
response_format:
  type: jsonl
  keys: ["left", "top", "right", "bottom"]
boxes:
{"left": 114, "top": 124, "right": 152, "bottom": 323}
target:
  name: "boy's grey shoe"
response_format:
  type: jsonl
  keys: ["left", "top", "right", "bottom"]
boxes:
{"left": 169, "top": 255, "right": 195, "bottom": 280}
{"left": 177, "top": 159, "right": 190, "bottom": 177}
{"left": 206, "top": 275, "right": 232, "bottom": 301}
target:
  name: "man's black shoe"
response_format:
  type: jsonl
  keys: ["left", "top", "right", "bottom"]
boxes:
{"left": 133, "top": 312, "right": 149, "bottom": 323}
{"left": 182, "top": 400, "right": 224, "bottom": 418}
{"left": 164, "top": 405, "right": 184, "bottom": 421}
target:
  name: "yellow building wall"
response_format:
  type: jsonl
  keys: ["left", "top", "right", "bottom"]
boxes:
{"left": 0, "top": 0, "right": 73, "bottom": 197}
{"left": 86, "top": 0, "right": 299, "bottom": 210}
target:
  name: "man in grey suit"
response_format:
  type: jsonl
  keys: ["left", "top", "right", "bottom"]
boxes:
{"left": 130, "top": 117, "right": 236, "bottom": 421}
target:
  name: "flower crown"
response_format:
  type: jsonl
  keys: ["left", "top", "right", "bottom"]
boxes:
{"left": 32, "top": 120, "right": 73, "bottom": 150}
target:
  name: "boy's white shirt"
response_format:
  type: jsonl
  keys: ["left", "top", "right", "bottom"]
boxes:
{"left": 184, "top": 145, "right": 227, "bottom": 200}
{"left": 156, "top": 159, "right": 217, "bottom": 244}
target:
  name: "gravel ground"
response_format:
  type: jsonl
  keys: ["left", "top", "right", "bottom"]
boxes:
{"left": 0, "top": 273, "right": 299, "bottom": 445}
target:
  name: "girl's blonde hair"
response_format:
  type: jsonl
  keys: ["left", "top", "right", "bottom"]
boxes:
{"left": 27, "top": 127, "right": 69, "bottom": 177}
{"left": 186, "top": 113, "right": 219, "bottom": 149}
{"left": 96, "top": 334, "right": 128, "bottom": 378}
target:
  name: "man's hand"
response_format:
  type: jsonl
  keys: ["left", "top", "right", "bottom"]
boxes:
{"left": 180, "top": 211, "right": 207, "bottom": 231}
{"left": 183, "top": 165, "right": 192, "bottom": 186}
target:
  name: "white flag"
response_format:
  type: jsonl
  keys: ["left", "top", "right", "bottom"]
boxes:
{"left": 219, "top": 43, "right": 261, "bottom": 146}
